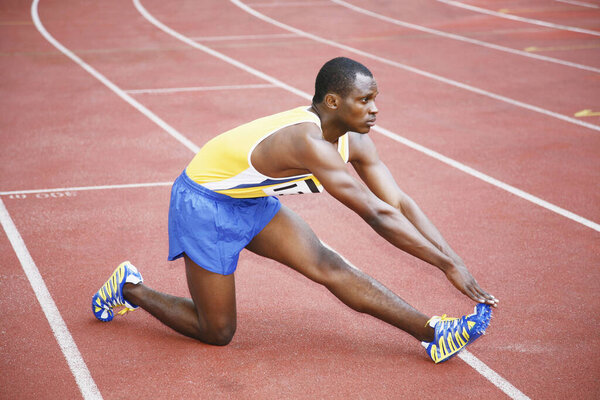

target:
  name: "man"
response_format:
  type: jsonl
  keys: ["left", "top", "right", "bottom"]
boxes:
{"left": 92, "top": 57, "right": 497, "bottom": 363}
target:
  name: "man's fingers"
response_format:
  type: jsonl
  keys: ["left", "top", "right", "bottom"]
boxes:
{"left": 464, "top": 284, "right": 483, "bottom": 303}
{"left": 472, "top": 283, "right": 499, "bottom": 307}
{"left": 448, "top": 266, "right": 499, "bottom": 307}
{"left": 464, "top": 280, "right": 495, "bottom": 305}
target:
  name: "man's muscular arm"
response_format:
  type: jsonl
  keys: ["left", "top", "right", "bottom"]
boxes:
{"left": 292, "top": 127, "right": 495, "bottom": 307}
{"left": 292, "top": 129, "right": 456, "bottom": 270}
{"left": 347, "top": 133, "right": 497, "bottom": 306}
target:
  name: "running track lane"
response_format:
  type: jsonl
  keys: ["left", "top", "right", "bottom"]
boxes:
{"left": 31, "top": 0, "right": 600, "bottom": 396}
{"left": 331, "top": 0, "right": 600, "bottom": 73}
{"left": 227, "top": 0, "right": 600, "bottom": 223}
{"left": 145, "top": 0, "right": 599, "bottom": 225}
{"left": 2, "top": 0, "right": 596, "bottom": 398}
{"left": 436, "top": 0, "right": 600, "bottom": 36}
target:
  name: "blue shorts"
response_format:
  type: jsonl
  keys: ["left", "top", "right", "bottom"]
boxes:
{"left": 167, "top": 171, "right": 281, "bottom": 275}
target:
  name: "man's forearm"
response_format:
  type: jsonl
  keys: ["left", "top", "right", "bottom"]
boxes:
{"left": 399, "top": 197, "right": 463, "bottom": 265}
{"left": 367, "top": 208, "right": 456, "bottom": 272}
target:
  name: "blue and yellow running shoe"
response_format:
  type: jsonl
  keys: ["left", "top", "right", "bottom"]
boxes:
{"left": 91, "top": 261, "right": 143, "bottom": 322}
{"left": 422, "top": 303, "right": 492, "bottom": 363}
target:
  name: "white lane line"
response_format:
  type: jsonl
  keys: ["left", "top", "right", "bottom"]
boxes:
{"left": 437, "top": 0, "right": 600, "bottom": 37}
{"left": 373, "top": 125, "right": 600, "bottom": 232}
{"left": 555, "top": 0, "right": 600, "bottom": 8}
{"left": 331, "top": 0, "right": 600, "bottom": 74}
{"left": 459, "top": 350, "right": 531, "bottom": 400}
{"left": 125, "top": 83, "right": 276, "bottom": 94}
{"left": 0, "top": 198, "right": 103, "bottom": 400}
{"left": 29, "top": 0, "right": 196, "bottom": 396}
{"left": 133, "top": 0, "right": 311, "bottom": 100}
{"left": 134, "top": 0, "right": 600, "bottom": 233}
{"left": 231, "top": 0, "right": 600, "bottom": 133}
{"left": 191, "top": 33, "right": 299, "bottom": 41}
{"left": 246, "top": 1, "right": 332, "bottom": 7}
{"left": 31, "top": 0, "right": 199, "bottom": 154}
{"left": 0, "top": 181, "right": 172, "bottom": 196}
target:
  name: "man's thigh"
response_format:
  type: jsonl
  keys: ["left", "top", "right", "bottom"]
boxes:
{"left": 245, "top": 205, "right": 339, "bottom": 282}
{"left": 184, "top": 255, "right": 237, "bottom": 332}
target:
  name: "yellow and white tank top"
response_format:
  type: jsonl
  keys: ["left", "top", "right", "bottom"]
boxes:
{"left": 186, "top": 106, "right": 349, "bottom": 198}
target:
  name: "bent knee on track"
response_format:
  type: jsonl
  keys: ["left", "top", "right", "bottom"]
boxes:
{"left": 194, "top": 323, "right": 236, "bottom": 346}
{"left": 190, "top": 315, "right": 236, "bottom": 346}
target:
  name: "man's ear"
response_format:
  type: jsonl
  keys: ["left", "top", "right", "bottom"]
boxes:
{"left": 324, "top": 93, "right": 340, "bottom": 110}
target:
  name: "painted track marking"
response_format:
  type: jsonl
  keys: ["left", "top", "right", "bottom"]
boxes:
{"left": 192, "top": 33, "right": 299, "bottom": 41}
{"left": 246, "top": 1, "right": 332, "bottom": 7}
{"left": 231, "top": 0, "right": 600, "bottom": 133}
{"left": 555, "top": 0, "right": 600, "bottom": 8}
{"left": 575, "top": 109, "right": 600, "bottom": 117}
{"left": 28, "top": 0, "right": 200, "bottom": 396}
{"left": 331, "top": 0, "right": 600, "bottom": 74}
{"left": 437, "top": 0, "right": 600, "bottom": 37}
{"left": 0, "top": 181, "right": 172, "bottom": 196}
{"left": 459, "top": 350, "right": 530, "bottom": 400}
{"left": 125, "top": 83, "right": 277, "bottom": 94}
{"left": 31, "top": 0, "right": 199, "bottom": 153}
{"left": 0, "top": 198, "right": 103, "bottom": 400}
{"left": 525, "top": 42, "right": 600, "bottom": 52}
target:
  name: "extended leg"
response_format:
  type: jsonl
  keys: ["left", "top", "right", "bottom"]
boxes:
{"left": 245, "top": 206, "right": 434, "bottom": 342}
{"left": 123, "top": 255, "right": 237, "bottom": 345}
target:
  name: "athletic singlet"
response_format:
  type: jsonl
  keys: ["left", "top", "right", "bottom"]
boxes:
{"left": 185, "top": 106, "right": 349, "bottom": 198}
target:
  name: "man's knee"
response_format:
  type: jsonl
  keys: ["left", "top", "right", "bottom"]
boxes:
{"left": 202, "top": 319, "right": 236, "bottom": 346}
{"left": 313, "top": 245, "right": 350, "bottom": 285}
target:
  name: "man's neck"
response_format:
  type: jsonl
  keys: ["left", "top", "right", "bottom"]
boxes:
{"left": 310, "top": 103, "right": 347, "bottom": 143}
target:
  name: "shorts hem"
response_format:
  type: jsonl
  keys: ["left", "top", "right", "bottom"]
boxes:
{"left": 167, "top": 251, "right": 236, "bottom": 276}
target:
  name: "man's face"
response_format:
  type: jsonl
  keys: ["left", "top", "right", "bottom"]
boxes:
{"left": 338, "top": 73, "right": 379, "bottom": 134}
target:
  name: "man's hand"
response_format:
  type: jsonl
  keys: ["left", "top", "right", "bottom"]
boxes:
{"left": 445, "top": 264, "right": 499, "bottom": 307}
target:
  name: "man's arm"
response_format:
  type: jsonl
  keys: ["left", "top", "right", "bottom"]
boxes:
{"left": 349, "top": 133, "right": 461, "bottom": 262}
{"left": 294, "top": 131, "right": 454, "bottom": 271}
{"left": 346, "top": 133, "right": 497, "bottom": 306}
{"left": 292, "top": 129, "right": 493, "bottom": 305}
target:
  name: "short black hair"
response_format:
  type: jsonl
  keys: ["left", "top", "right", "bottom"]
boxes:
{"left": 312, "top": 57, "right": 373, "bottom": 104}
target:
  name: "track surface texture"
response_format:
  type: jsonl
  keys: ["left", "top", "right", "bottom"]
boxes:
{"left": 1, "top": 1, "right": 599, "bottom": 399}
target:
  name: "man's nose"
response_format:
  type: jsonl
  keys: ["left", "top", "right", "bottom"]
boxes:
{"left": 370, "top": 102, "right": 378, "bottom": 114}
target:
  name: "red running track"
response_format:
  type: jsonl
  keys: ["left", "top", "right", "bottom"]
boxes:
{"left": 1, "top": 0, "right": 599, "bottom": 399}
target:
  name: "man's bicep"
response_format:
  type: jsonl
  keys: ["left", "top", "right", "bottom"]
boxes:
{"left": 320, "top": 166, "right": 389, "bottom": 221}
{"left": 302, "top": 140, "right": 381, "bottom": 218}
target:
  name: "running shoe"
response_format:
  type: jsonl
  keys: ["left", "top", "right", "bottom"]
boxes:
{"left": 91, "top": 261, "right": 143, "bottom": 322}
{"left": 422, "top": 303, "right": 492, "bottom": 363}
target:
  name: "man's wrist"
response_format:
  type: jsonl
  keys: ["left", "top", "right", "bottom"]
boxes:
{"left": 438, "top": 257, "right": 456, "bottom": 273}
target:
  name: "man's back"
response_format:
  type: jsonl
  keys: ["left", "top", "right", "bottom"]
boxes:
{"left": 185, "top": 106, "right": 348, "bottom": 197}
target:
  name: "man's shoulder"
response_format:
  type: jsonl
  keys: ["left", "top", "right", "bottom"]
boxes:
{"left": 268, "top": 106, "right": 321, "bottom": 127}
{"left": 347, "top": 131, "right": 378, "bottom": 164}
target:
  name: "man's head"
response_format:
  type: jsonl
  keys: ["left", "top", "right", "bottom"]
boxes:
{"left": 312, "top": 57, "right": 373, "bottom": 104}
{"left": 313, "top": 57, "right": 378, "bottom": 134}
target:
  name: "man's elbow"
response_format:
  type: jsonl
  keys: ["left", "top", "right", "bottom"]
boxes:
{"left": 397, "top": 194, "right": 419, "bottom": 216}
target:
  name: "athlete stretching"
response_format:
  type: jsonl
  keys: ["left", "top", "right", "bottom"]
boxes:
{"left": 92, "top": 57, "right": 498, "bottom": 363}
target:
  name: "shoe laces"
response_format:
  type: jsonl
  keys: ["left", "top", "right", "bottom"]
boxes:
{"left": 98, "top": 287, "right": 135, "bottom": 316}
{"left": 99, "top": 280, "right": 134, "bottom": 313}
{"left": 117, "top": 307, "right": 135, "bottom": 316}
{"left": 425, "top": 314, "right": 460, "bottom": 328}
